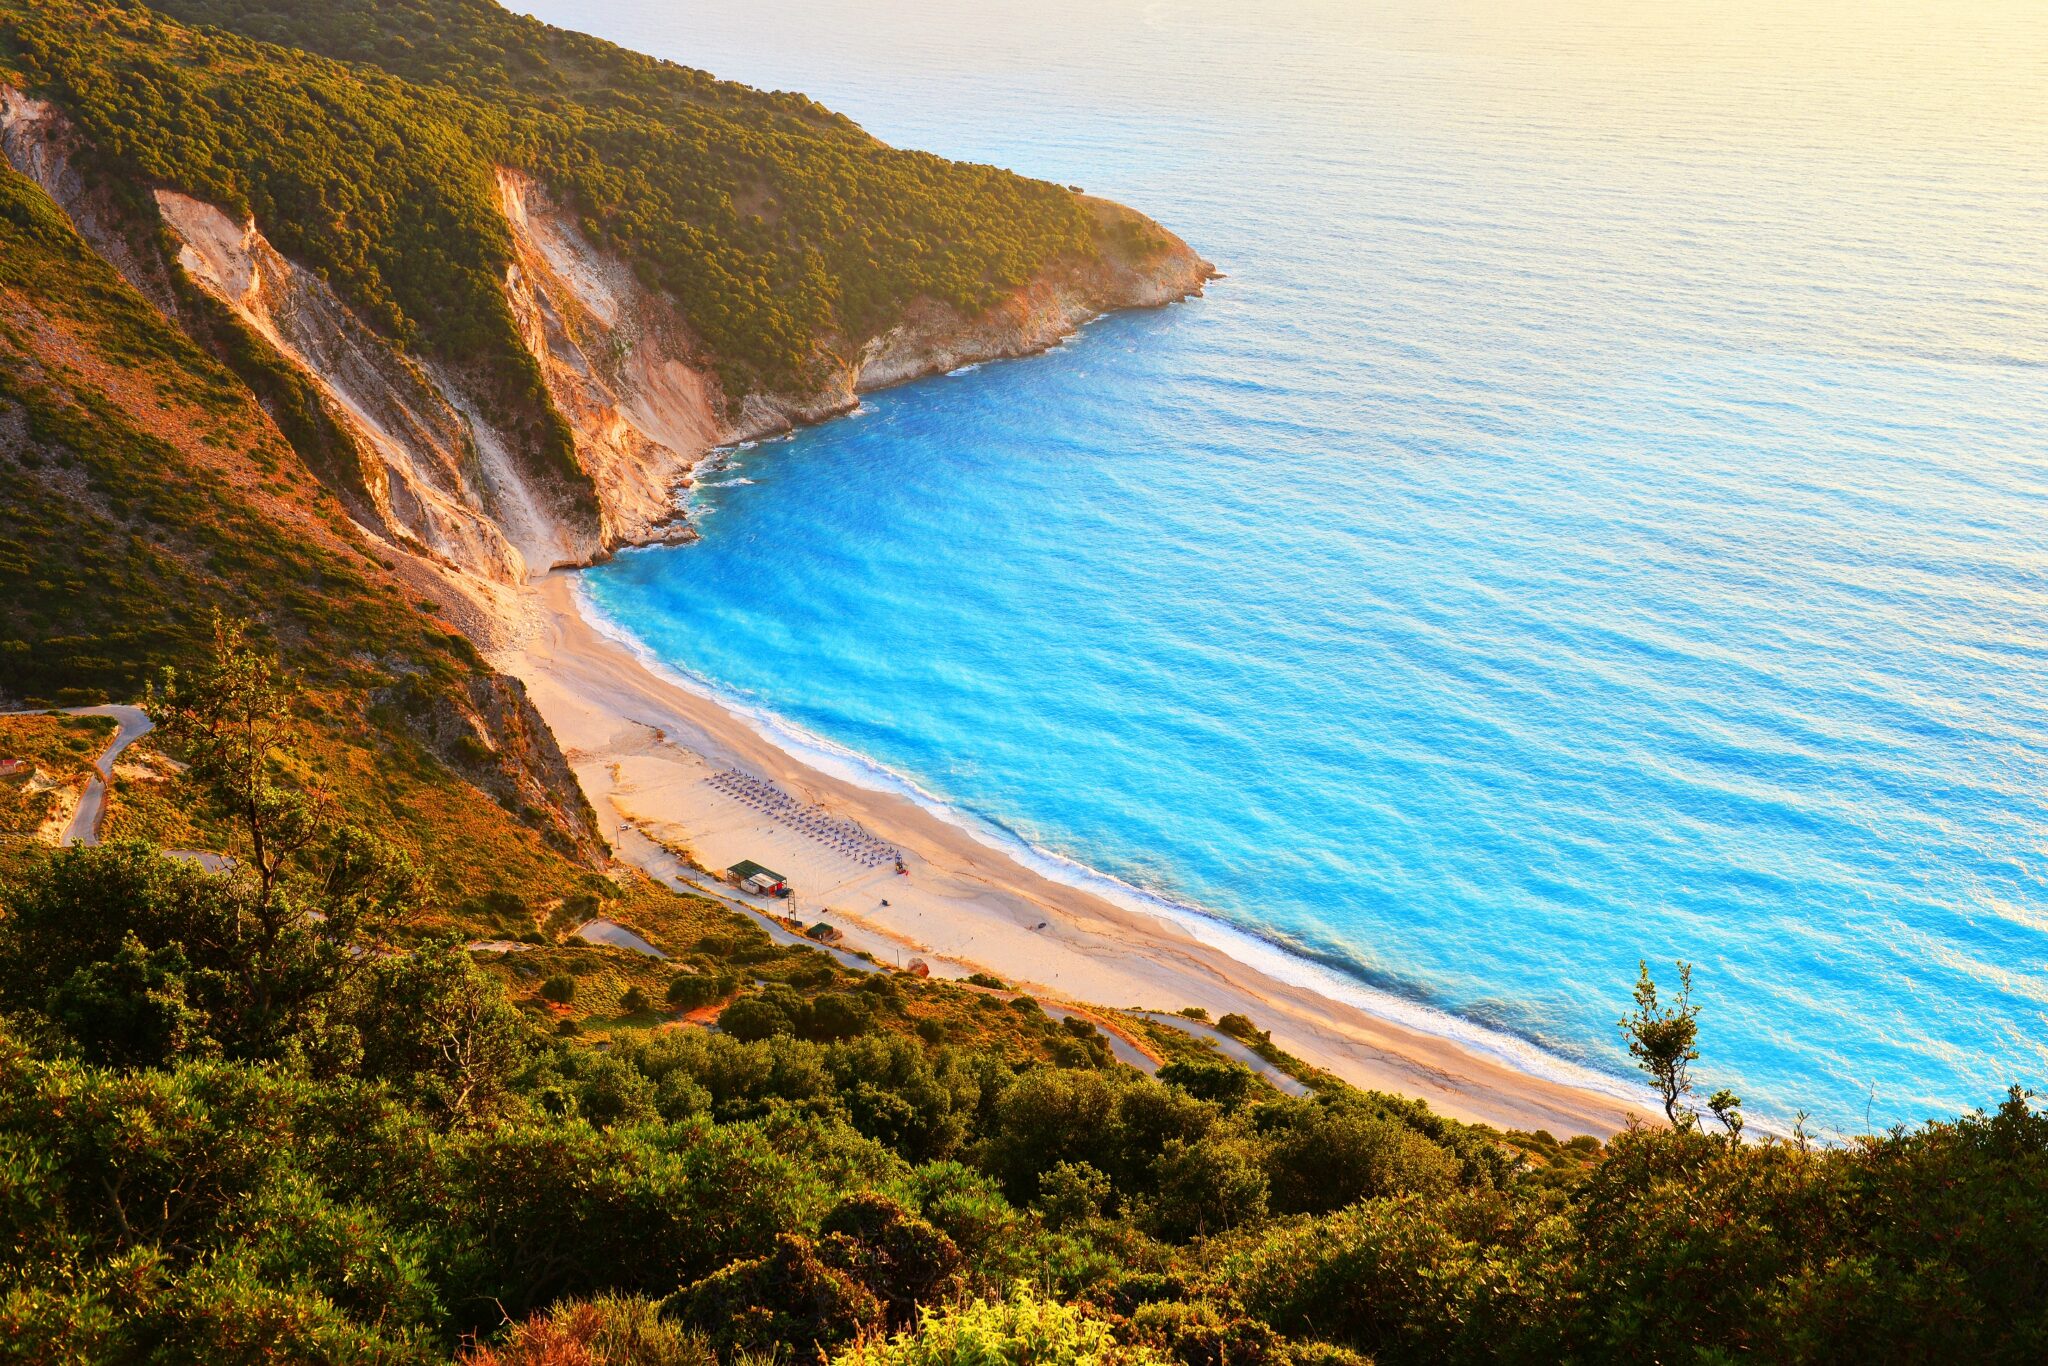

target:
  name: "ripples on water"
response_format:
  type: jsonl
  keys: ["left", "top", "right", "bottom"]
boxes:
{"left": 528, "top": 0, "right": 2048, "bottom": 1130}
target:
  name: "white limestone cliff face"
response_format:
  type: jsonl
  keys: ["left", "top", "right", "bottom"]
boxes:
{"left": 496, "top": 170, "right": 723, "bottom": 549}
{"left": 853, "top": 197, "right": 1214, "bottom": 392}
{"left": 153, "top": 191, "right": 594, "bottom": 584}
{"left": 490, "top": 172, "right": 1214, "bottom": 554}
{"left": 2, "top": 84, "right": 592, "bottom": 584}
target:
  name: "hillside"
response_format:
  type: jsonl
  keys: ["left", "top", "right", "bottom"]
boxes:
{"left": 0, "top": 150, "right": 611, "bottom": 899}
{"left": 4, "top": 631, "right": 2046, "bottom": 1364}
{"left": 0, "top": 2, "right": 2043, "bottom": 1363}
{"left": 0, "top": 0, "right": 1205, "bottom": 876}
{"left": 0, "top": 0, "right": 1211, "bottom": 580}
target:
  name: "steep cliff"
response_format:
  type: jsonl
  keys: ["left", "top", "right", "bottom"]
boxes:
{"left": 0, "top": 154, "right": 606, "bottom": 868}
{"left": 156, "top": 190, "right": 591, "bottom": 582}
{"left": 3, "top": 84, "right": 1208, "bottom": 586}
{"left": 496, "top": 169, "right": 1213, "bottom": 555}
{"left": 495, "top": 169, "right": 724, "bottom": 552}
{"left": 0, "top": 0, "right": 1214, "bottom": 590}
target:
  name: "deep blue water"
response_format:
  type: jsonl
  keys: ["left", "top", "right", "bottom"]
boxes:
{"left": 530, "top": 0, "right": 2048, "bottom": 1130}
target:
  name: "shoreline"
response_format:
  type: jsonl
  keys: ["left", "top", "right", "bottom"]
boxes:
{"left": 492, "top": 571, "right": 1653, "bottom": 1138}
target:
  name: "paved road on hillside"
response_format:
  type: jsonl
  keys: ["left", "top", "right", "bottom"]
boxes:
{"left": 1, "top": 703, "right": 153, "bottom": 846}
{"left": 1136, "top": 1010, "right": 1314, "bottom": 1097}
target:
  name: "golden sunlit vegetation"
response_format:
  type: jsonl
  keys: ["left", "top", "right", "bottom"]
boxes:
{"left": 0, "top": 713, "right": 114, "bottom": 860}
{"left": 0, "top": 152, "right": 604, "bottom": 899}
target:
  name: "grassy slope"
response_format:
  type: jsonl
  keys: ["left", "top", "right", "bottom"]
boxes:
{"left": 0, "top": 714, "right": 115, "bottom": 862}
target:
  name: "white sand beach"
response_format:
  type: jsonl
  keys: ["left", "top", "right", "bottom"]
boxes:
{"left": 493, "top": 572, "right": 1652, "bottom": 1138}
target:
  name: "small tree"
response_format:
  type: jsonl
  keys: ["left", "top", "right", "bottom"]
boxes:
{"left": 149, "top": 617, "right": 317, "bottom": 921}
{"left": 539, "top": 972, "right": 576, "bottom": 1004}
{"left": 1619, "top": 960, "right": 1700, "bottom": 1130}
{"left": 1707, "top": 1087, "right": 1745, "bottom": 1141}
{"left": 20, "top": 615, "right": 423, "bottom": 1060}
{"left": 349, "top": 939, "right": 530, "bottom": 1123}
{"left": 149, "top": 616, "right": 414, "bottom": 939}
{"left": 667, "top": 971, "right": 729, "bottom": 1011}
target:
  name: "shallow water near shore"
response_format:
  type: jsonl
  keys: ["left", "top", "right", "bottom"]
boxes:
{"left": 535, "top": 0, "right": 2048, "bottom": 1130}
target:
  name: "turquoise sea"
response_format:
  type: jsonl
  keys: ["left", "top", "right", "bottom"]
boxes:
{"left": 524, "top": 0, "right": 2048, "bottom": 1131}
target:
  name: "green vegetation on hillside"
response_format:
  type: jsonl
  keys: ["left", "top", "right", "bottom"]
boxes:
{"left": 146, "top": 0, "right": 1124, "bottom": 376}
{"left": 2, "top": 631, "right": 2044, "bottom": 1365}
{"left": 0, "top": 5, "right": 2039, "bottom": 1363}
{"left": 1, "top": 0, "right": 1119, "bottom": 414}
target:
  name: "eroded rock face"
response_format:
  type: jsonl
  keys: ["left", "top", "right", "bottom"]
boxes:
{"left": 494, "top": 171, "right": 1212, "bottom": 559}
{"left": 155, "top": 190, "right": 595, "bottom": 584}
{"left": 852, "top": 198, "right": 1215, "bottom": 392}
{"left": 496, "top": 170, "right": 720, "bottom": 550}
{"left": 378, "top": 666, "right": 608, "bottom": 862}
{"left": 0, "top": 87, "right": 182, "bottom": 316}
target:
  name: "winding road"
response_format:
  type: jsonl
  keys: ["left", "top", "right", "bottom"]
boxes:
{"left": 1, "top": 704, "right": 153, "bottom": 846}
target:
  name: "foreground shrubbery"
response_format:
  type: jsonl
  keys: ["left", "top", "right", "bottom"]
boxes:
{"left": 1, "top": 637, "right": 2045, "bottom": 1364}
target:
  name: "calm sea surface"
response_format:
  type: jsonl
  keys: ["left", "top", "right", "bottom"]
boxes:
{"left": 524, "top": 0, "right": 2048, "bottom": 1130}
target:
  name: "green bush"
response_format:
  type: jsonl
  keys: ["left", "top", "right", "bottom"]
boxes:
{"left": 1262, "top": 1101, "right": 1462, "bottom": 1215}
{"left": 1216, "top": 1014, "right": 1267, "bottom": 1045}
{"left": 835, "top": 1286, "right": 1167, "bottom": 1366}
{"left": 666, "top": 970, "right": 729, "bottom": 1011}
{"left": 1143, "top": 1138, "right": 1269, "bottom": 1242}
{"left": 539, "top": 973, "right": 576, "bottom": 1004}
{"left": 665, "top": 1233, "right": 881, "bottom": 1359}
{"left": 1033, "top": 1161, "right": 1113, "bottom": 1230}
{"left": 1158, "top": 1056, "right": 1257, "bottom": 1111}
{"left": 20, "top": 0, "right": 1140, "bottom": 406}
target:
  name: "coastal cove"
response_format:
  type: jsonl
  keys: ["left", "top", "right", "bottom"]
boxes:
{"left": 12, "top": 0, "right": 2048, "bottom": 1356}
{"left": 493, "top": 572, "right": 1646, "bottom": 1137}
{"left": 535, "top": 0, "right": 2048, "bottom": 1134}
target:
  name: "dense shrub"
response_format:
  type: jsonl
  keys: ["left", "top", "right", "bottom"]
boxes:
{"left": 463, "top": 1295, "right": 711, "bottom": 1366}
{"left": 1262, "top": 1099, "right": 1462, "bottom": 1215}
{"left": 837, "top": 1286, "right": 1169, "bottom": 1366}
{"left": 664, "top": 1233, "right": 882, "bottom": 1358}
{"left": 1159, "top": 1056, "right": 1258, "bottom": 1111}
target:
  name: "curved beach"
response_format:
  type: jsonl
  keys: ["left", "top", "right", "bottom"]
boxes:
{"left": 494, "top": 572, "right": 1649, "bottom": 1138}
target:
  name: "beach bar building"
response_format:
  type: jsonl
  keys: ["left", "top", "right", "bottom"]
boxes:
{"left": 727, "top": 859, "right": 789, "bottom": 897}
